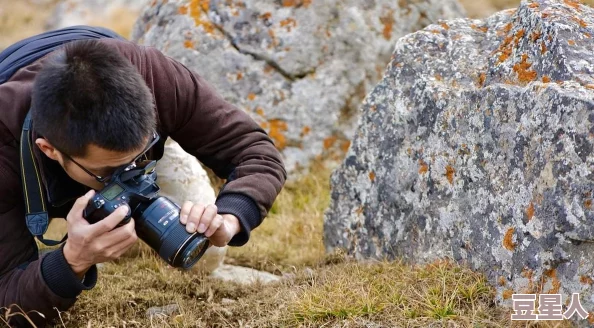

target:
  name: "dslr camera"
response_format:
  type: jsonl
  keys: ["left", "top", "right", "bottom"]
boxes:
{"left": 83, "top": 159, "right": 209, "bottom": 269}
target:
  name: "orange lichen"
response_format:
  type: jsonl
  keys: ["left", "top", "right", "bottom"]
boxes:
{"left": 340, "top": 140, "right": 351, "bottom": 153}
{"left": 282, "top": 0, "right": 296, "bottom": 6}
{"left": 585, "top": 32, "right": 591, "bottom": 38}
{"left": 260, "top": 12, "right": 272, "bottom": 20}
{"left": 498, "top": 276, "right": 506, "bottom": 286}
{"left": 435, "top": 74, "right": 442, "bottom": 81}
{"left": 497, "top": 35, "right": 514, "bottom": 63}
{"left": 568, "top": 39, "right": 576, "bottom": 45}
{"left": 588, "top": 312, "right": 594, "bottom": 324}
{"left": 267, "top": 119, "right": 288, "bottom": 149}
{"left": 565, "top": 0, "right": 581, "bottom": 8}
{"left": 255, "top": 107, "right": 265, "bottom": 116}
{"left": 183, "top": 40, "right": 194, "bottom": 48}
{"left": 178, "top": 5, "right": 188, "bottom": 15}
{"left": 280, "top": 18, "right": 297, "bottom": 32}
{"left": 445, "top": 165, "right": 455, "bottom": 184}
{"left": 471, "top": 24, "right": 488, "bottom": 33}
{"left": 237, "top": 72, "right": 243, "bottom": 80}
{"left": 542, "top": 76, "right": 551, "bottom": 83}
{"left": 513, "top": 54, "right": 537, "bottom": 83}
{"left": 503, "top": 227, "right": 517, "bottom": 251}
{"left": 189, "top": 0, "right": 214, "bottom": 34}
{"left": 419, "top": 159, "right": 429, "bottom": 174}
{"left": 323, "top": 136, "right": 338, "bottom": 149}
{"left": 369, "top": 171, "right": 376, "bottom": 182}
{"left": 440, "top": 22, "right": 450, "bottom": 30}
{"left": 573, "top": 17, "right": 588, "bottom": 28}
{"left": 380, "top": 10, "right": 395, "bottom": 40}
{"left": 541, "top": 42, "right": 547, "bottom": 54}
{"left": 514, "top": 29, "right": 525, "bottom": 46}
{"left": 544, "top": 268, "right": 561, "bottom": 294}
{"left": 586, "top": 84, "right": 594, "bottom": 90}
{"left": 502, "top": 289, "right": 514, "bottom": 299}
{"left": 531, "top": 31, "right": 541, "bottom": 42}
{"left": 584, "top": 199, "right": 592, "bottom": 209}
{"left": 301, "top": 126, "right": 310, "bottom": 136}
{"left": 526, "top": 202, "right": 535, "bottom": 220}
{"left": 268, "top": 29, "right": 279, "bottom": 47}
{"left": 503, "top": 22, "right": 513, "bottom": 33}
{"left": 247, "top": 93, "right": 257, "bottom": 101}
{"left": 478, "top": 73, "right": 486, "bottom": 87}
{"left": 528, "top": 2, "right": 539, "bottom": 8}
{"left": 580, "top": 275, "right": 594, "bottom": 285}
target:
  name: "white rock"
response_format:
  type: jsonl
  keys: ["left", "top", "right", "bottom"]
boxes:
{"left": 210, "top": 265, "right": 281, "bottom": 285}
{"left": 155, "top": 138, "right": 226, "bottom": 274}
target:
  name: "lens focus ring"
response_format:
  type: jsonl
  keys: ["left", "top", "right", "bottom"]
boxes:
{"left": 158, "top": 223, "right": 201, "bottom": 267}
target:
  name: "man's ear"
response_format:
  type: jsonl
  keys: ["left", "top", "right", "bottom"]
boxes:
{"left": 35, "top": 138, "right": 62, "bottom": 161}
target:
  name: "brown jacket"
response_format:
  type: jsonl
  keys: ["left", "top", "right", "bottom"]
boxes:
{"left": 0, "top": 38, "right": 286, "bottom": 327}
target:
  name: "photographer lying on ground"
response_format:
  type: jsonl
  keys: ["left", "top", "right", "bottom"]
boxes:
{"left": 0, "top": 26, "right": 286, "bottom": 327}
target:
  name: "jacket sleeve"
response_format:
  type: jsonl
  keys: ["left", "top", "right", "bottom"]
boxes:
{"left": 139, "top": 44, "right": 287, "bottom": 246}
{"left": 0, "top": 143, "right": 97, "bottom": 327}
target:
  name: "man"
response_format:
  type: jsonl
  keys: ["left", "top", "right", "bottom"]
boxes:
{"left": 0, "top": 26, "right": 286, "bottom": 327}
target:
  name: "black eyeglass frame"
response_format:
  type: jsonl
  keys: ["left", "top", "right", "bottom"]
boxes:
{"left": 60, "top": 131, "right": 160, "bottom": 184}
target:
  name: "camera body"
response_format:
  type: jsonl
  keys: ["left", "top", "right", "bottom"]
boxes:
{"left": 83, "top": 160, "right": 209, "bottom": 269}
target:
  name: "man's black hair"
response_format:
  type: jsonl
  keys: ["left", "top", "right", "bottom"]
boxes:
{"left": 31, "top": 39, "right": 156, "bottom": 158}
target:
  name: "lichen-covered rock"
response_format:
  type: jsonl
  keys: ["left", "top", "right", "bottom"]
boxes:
{"left": 325, "top": 0, "right": 594, "bottom": 324}
{"left": 46, "top": 0, "right": 150, "bottom": 38}
{"left": 155, "top": 138, "right": 226, "bottom": 274}
{"left": 131, "top": 0, "right": 465, "bottom": 172}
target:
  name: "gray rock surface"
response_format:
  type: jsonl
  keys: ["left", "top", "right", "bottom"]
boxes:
{"left": 210, "top": 264, "right": 281, "bottom": 285}
{"left": 131, "top": 0, "right": 465, "bottom": 172}
{"left": 325, "top": 0, "right": 594, "bottom": 325}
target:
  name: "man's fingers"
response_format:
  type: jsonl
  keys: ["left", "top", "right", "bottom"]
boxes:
{"left": 186, "top": 203, "right": 206, "bottom": 233}
{"left": 98, "top": 218, "right": 136, "bottom": 246}
{"left": 100, "top": 225, "right": 138, "bottom": 260}
{"left": 180, "top": 201, "right": 193, "bottom": 224}
{"left": 89, "top": 205, "right": 130, "bottom": 236}
{"left": 197, "top": 204, "right": 217, "bottom": 234}
{"left": 67, "top": 189, "right": 95, "bottom": 223}
{"left": 204, "top": 214, "right": 223, "bottom": 237}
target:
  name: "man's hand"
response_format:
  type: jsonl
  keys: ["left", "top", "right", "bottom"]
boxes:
{"left": 179, "top": 202, "right": 241, "bottom": 247}
{"left": 63, "top": 190, "right": 138, "bottom": 279}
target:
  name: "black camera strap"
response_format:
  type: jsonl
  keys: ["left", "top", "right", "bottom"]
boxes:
{"left": 20, "top": 111, "right": 67, "bottom": 246}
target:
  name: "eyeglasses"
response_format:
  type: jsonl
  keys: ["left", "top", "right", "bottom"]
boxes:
{"left": 61, "top": 131, "right": 160, "bottom": 184}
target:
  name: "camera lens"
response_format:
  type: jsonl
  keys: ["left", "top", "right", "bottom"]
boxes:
{"left": 135, "top": 197, "right": 209, "bottom": 269}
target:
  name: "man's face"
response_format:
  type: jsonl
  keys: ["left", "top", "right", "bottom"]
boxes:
{"left": 36, "top": 137, "right": 150, "bottom": 191}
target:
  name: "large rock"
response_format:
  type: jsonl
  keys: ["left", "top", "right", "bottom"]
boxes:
{"left": 325, "top": 0, "right": 594, "bottom": 324}
{"left": 46, "top": 0, "right": 151, "bottom": 38}
{"left": 155, "top": 138, "right": 226, "bottom": 274}
{"left": 131, "top": 0, "right": 465, "bottom": 173}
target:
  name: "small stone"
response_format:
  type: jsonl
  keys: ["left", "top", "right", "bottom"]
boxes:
{"left": 145, "top": 304, "right": 179, "bottom": 318}
{"left": 210, "top": 265, "right": 281, "bottom": 285}
{"left": 221, "top": 298, "right": 236, "bottom": 305}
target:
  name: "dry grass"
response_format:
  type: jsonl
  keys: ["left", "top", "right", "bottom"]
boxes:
{"left": 224, "top": 160, "right": 331, "bottom": 273}
{"left": 0, "top": 160, "right": 573, "bottom": 327}
{"left": 0, "top": 0, "right": 58, "bottom": 50}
